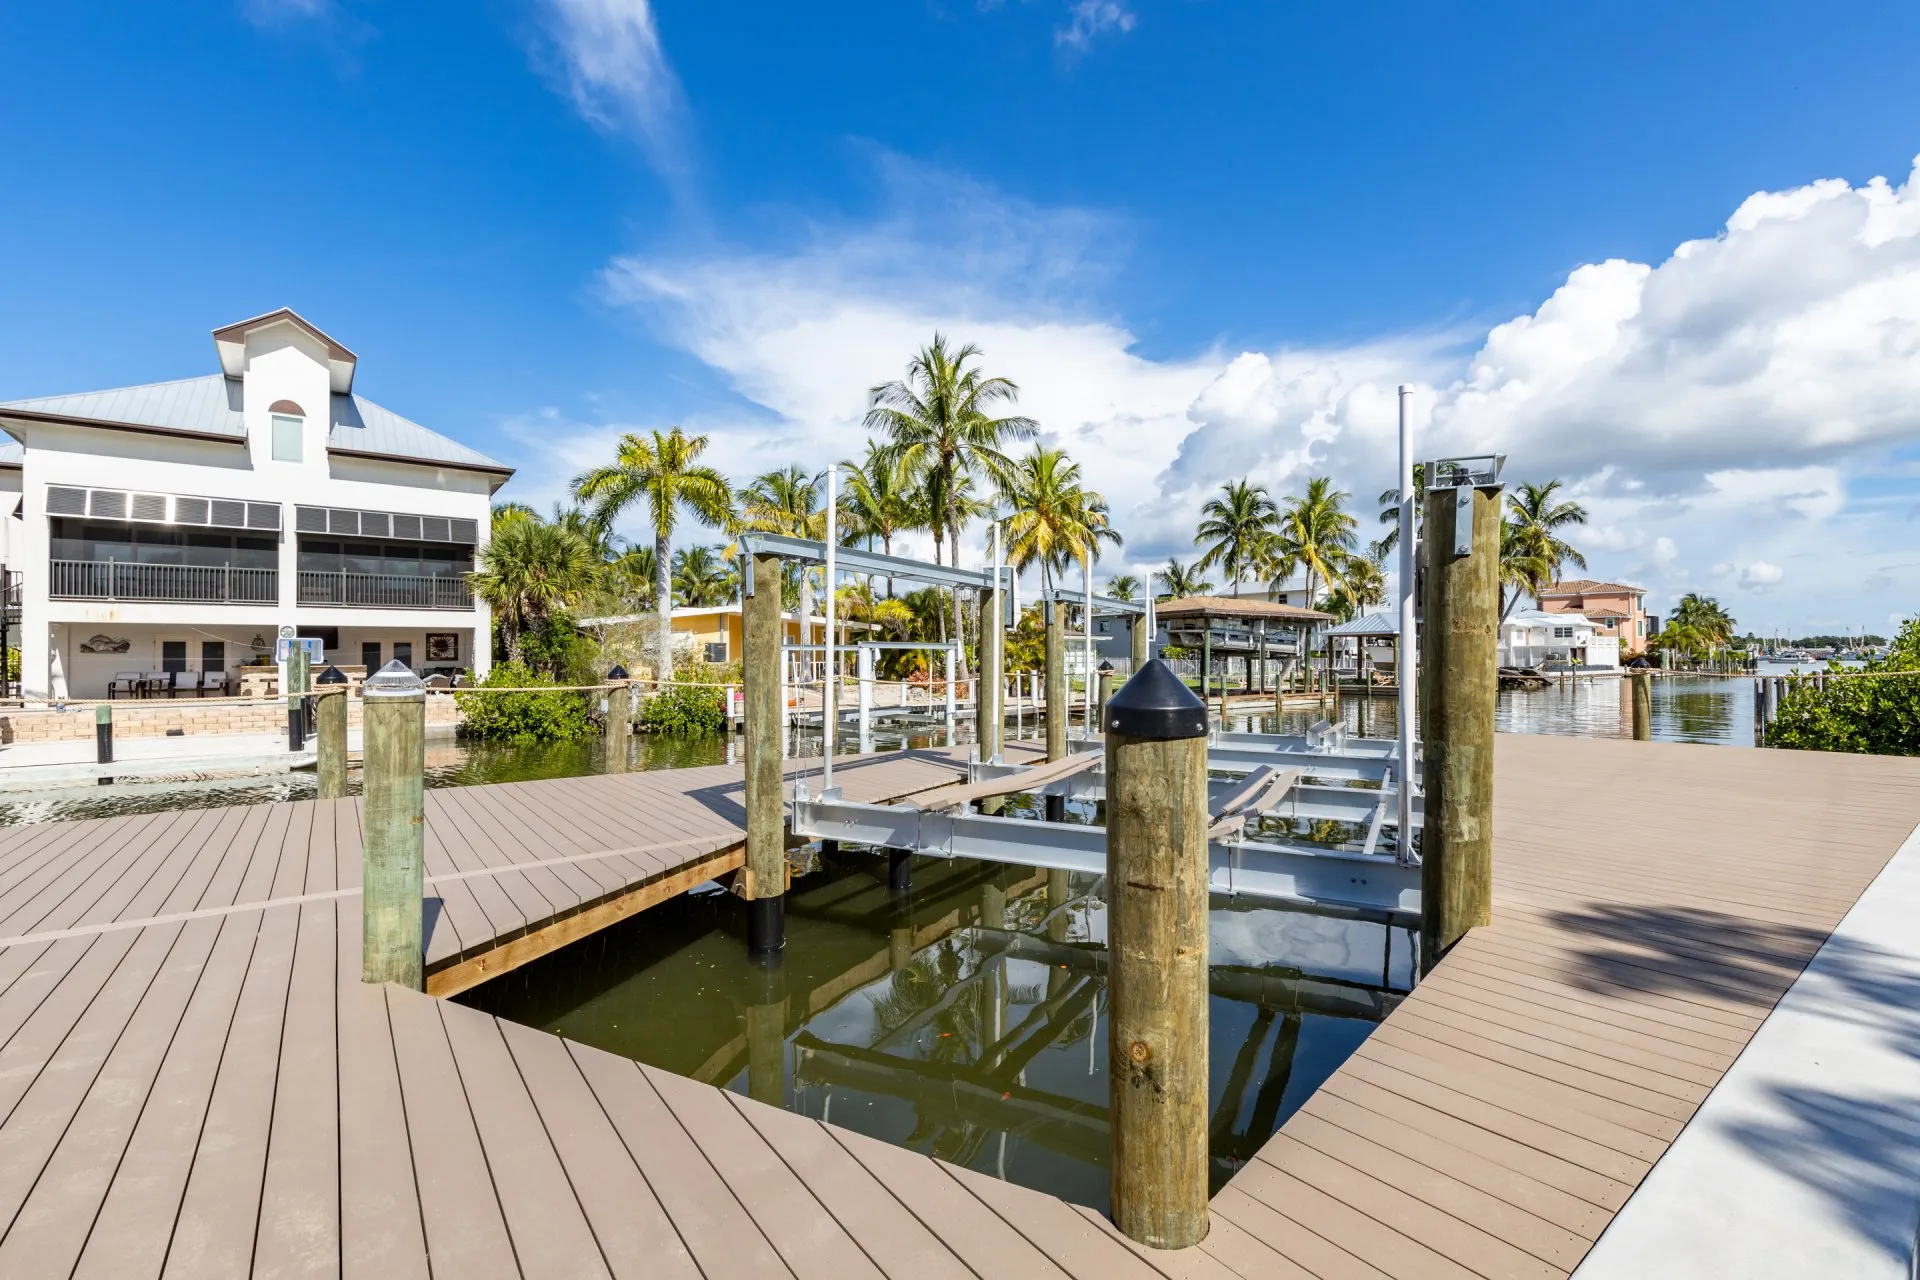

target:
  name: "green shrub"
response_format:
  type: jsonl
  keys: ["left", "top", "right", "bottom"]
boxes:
{"left": 639, "top": 683, "right": 726, "bottom": 736}
{"left": 1765, "top": 618, "right": 1920, "bottom": 754}
{"left": 456, "top": 662, "right": 597, "bottom": 744}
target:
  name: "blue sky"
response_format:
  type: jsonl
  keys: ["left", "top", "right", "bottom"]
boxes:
{"left": 5, "top": 1, "right": 1920, "bottom": 635}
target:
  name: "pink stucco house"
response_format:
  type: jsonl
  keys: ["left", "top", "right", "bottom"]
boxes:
{"left": 1537, "top": 579, "right": 1650, "bottom": 652}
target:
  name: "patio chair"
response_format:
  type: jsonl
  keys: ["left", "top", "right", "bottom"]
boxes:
{"left": 108, "top": 672, "right": 142, "bottom": 700}
{"left": 424, "top": 673, "right": 452, "bottom": 689}
{"left": 148, "top": 671, "right": 180, "bottom": 699}
{"left": 197, "top": 670, "right": 230, "bottom": 697}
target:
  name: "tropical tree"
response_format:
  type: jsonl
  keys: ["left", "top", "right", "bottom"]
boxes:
{"left": 467, "top": 518, "right": 599, "bottom": 666}
{"left": 672, "top": 545, "right": 737, "bottom": 607}
{"left": 1268, "top": 476, "right": 1358, "bottom": 609}
{"left": 1000, "top": 446, "right": 1118, "bottom": 596}
{"left": 740, "top": 465, "right": 826, "bottom": 643}
{"left": 1105, "top": 575, "right": 1140, "bottom": 603}
{"left": 1671, "top": 593, "right": 1735, "bottom": 647}
{"left": 841, "top": 443, "right": 917, "bottom": 594}
{"left": 1155, "top": 558, "right": 1214, "bottom": 601}
{"left": 1195, "top": 480, "right": 1279, "bottom": 595}
{"left": 1373, "top": 462, "right": 1427, "bottom": 558}
{"left": 1499, "top": 520, "right": 1552, "bottom": 618}
{"left": 1324, "top": 547, "right": 1388, "bottom": 622}
{"left": 570, "top": 428, "right": 734, "bottom": 683}
{"left": 868, "top": 334, "right": 1038, "bottom": 663}
{"left": 1503, "top": 480, "right": 1589, "bottom": 613}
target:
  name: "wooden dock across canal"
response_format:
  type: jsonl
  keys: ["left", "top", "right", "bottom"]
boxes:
{"left": 0, "top": 733, "right": 1912, "bottom": 1277}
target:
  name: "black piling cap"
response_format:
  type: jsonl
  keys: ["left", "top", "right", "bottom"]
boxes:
{"left": 1105, "top": 658, "right": 1209, "bottom": 740}
{"left": 1097, "top": 659, "right": 1115, "bottom": 673}
{"left": 315, "top": 665, "right": 348, "bottom": 686}
{"left": 607, "top": 664, "right": 630, "bottom": 680}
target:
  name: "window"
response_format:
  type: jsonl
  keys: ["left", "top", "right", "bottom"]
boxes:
{"left": 271, "top": 414, "right": 303, "bottom": 462}
{"left": 201, "top": 641, "right": 226, "bottom": 671}
{"left": 50, "top": 519, "right": 276, "bottom": 569}
{"left": 1553, "top": 626, "right": 1574, "bottom": 639}
{"left": 393, "top": 642, "right": 413, "bottom": 671}
{"left": 704, "top": 642, "right": 728, "bottom": 663}
{"left": 362, "top": 641, "right": 381, "bottom": 671}
{"left": 161, "top": 641, "right": 188, "bottom": 673}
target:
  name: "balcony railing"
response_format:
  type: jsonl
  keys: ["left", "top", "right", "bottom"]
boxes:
{"left": 297, "top": 570, "right": 474, "bottom": 610}
{"left": 50, "top": 560, "right": 277, "bottom": 604}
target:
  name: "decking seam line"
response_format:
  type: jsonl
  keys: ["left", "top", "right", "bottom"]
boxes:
{"left": 1385, "top": 1003, "right": 1713, "bottom": 1100}
{"left": 0, "top": 930, "right": 141, "bottom": 1135}
{"left": 0, "top": 834, "right": 734, "bottom": 950}
{"left": 381, "top": 987, "right": 433, "bottom": 1280}
{"left": 426, "top": 997, "right": 528, "bottom": 1278}
{"left": 5, "top": 809, "right": 190, "bottom": 941}
{"left": 243, "top": 902, "right": 307, "bottom": 1277}
{"left": 635, "top": 1063, "right": 805, "bottom": 1279}
{"left": 714, "top": 1088, "right": 898, "bottom": 1280}
{"left": 556, "top": 1040, "right": 708, "bottom": 1279}
{"left": 815, "top": 1123, "right": 989, "bottom": 1280}
{"left": 0, "top": 915, "right": 207, "bottom": 1254}
{"left": 493, "top": 1015, "right": 618, "bottom": 1278}
{"left": 72, "top": 910, "right": 253, "bottom": 1275}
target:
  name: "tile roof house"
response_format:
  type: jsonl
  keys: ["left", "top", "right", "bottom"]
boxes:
{"left": 1536, "top": 579, "right": 1650, "bottom": 652}
{"left": 0, "top": 309, "right": 514, "bottom": 700}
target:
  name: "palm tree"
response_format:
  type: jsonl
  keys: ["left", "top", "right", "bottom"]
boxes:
{"left": 841, "top": 443, "right": 916, "bottom": 594}
{"left": 867, "top": 334, "right": 1038, "bottom": 663}
{"left": 1269, "top": 476, "right": 1358, "bottom": 609}
{"left": 1105, "top": 574, "right": 1140, "bottom": 603}
{"left": 1499, "top": 520, "right": 1552, "bottom": 618}
{"left": 740, "top": 466, "right": 826, "bottom": 646}
{"left": 1194, "top": 480, "right": 1278, "bottom": 595}
{"left": 467, "top": 519, "right": 599, "bottom": 667}
{"left": 1155, "top": 558, "right": 1213, "bottom": 601}
{"left": 1671, "top": 593, "right": 1735, "bottom": 646}
{"left": 672, "top": 545, "right": 737, "bottom": 607}
{"left": 1373, "top": 463, "right": 1428, "bottom": 558}
{"left": 1504, "top": 480, "right": 1589, "bottom": 614}
{"left": 1000, "top": 446, "right": 1118, "bottom": 597}
{"left": 571, "top": 428, "right": 734, "bottom": 683}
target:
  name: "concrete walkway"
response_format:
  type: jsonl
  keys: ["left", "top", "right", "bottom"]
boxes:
{"left": 1574, "top": 822, "right": 1920, "bottom": 1278}
{"left": 0, "top": 732, "right": 332, "bottom": 791}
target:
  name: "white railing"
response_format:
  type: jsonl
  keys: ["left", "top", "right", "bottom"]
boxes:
{"left": 297, "top": 570, "right": 474, "bottom": 610}
{"left": 50, "top": 560, "right": 277, "bottom": 604}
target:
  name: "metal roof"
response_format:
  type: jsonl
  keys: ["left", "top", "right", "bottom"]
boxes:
{"left": 0, "top": 439, "right": 22, "bottom": 467}
{"left": 0, "top": 374, "right": 509, "bottom": 475}
{"left": 1324, "top": 610, "right": 1400, "bottom": 637}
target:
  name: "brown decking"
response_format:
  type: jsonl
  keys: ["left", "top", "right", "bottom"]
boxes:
{"left": 1205, "top": 734, "right": 1920, "bottom": 1278}
{"left": 0, "top": 734, "right": 1912, "bottom": 1276}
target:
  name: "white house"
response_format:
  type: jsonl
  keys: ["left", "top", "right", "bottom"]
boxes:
{"left": 1500, "top": 609, "right": 1620, "bottom": 670}
{"left": 0, "top": 309, "right": 512, "bottom": 700}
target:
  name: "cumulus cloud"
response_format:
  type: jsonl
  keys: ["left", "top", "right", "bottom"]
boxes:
{"left": 530, "top": 0, "right": 687, "bottom": 175}
{"left": 1056, "top": 1, "right": 1137, "bottom": 52}
{"left": 562, "top": 153, "right": 1920, "bottom": 630}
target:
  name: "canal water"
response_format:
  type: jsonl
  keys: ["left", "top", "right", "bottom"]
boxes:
{"left": 457, "top": 845, "right": 1411, "bottom": 1213}
{"left": 0, "top": 670, "right": 1801, "bottom": 826}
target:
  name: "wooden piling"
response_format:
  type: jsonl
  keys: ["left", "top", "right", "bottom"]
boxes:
{"left": 1631, "top": 673, "right": 1652, "bottom": 741}
{"left": 94, "top": 703, "right": 112, "bottom": 765}
{"left": 1045, "top": 599, "right": 1068, "bottom": 762}
{"left": 361, "top": 662, "right": 426, "bottom": 989}
{"left": 287, "top": 647, "right": 310, "bottom": 751}
{"left": 1131, "top": 609, "right": 1150, "bottom": 672}
{"left": 744, "top": 551, "right": 786, "bottom": 953}
{"left": 744, "top": 971, "right": 788, "bottom": 1109}
{"left": 1103, "top": 658, "right": 1212, "bottom": 1250}
{"left": 1418, "top": 483, "right": 1500, "bottom": 973}
{"left": 314, "top": 668, "right": 349, "bottom": 799}
{"left": 605, "top": 672, "right": 632, "bottom": 774}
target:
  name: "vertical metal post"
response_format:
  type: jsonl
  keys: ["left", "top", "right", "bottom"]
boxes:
{"left": 361, "top": 661, "right": 425, "bottom": 989}
{"left": 1419, "top": 480, "right": 1500, "bottom": 972}
{"left": 1083, "top": 561, "right": 1095, "bottom": 734}
{"left": 1395, "top": 386, "right": 1418, "bottom": 866}
{"left": 943, "top": 645, "right": 956, "bottom": 732}
{"left": 857, "top": 644, "right": 874, "bottom": 750}
{"left": 888, "top": 848, "right": 912, "bottom": 895}
{"left": 1131, "top": 608, "right": 1150, "bottom": 673}
{"left": 823, "top": 467, "right": 839, "bottom": 792}
{"left": 316, "top": 664, "right": 349, "bottom": 799}
{"left": 983, "top": 525, "right": 1005, "bottom": 762}
{"left": 1045, "top": 599, "right": 1067, "bottom": 762}
{"left": 94, "top": 702, "right": 112, "bottom": 765}
{"left": 1104, "top": 659, "right": 1211, "bottom": 1250}
{"left": 1201, "top": 624, "right": 1212, "bottom": 710}
{"left": 287, "top": 645, "right": 310, "bottom": 750}
{"left": 745, "top": 551, "right": 787, "bottom": 954}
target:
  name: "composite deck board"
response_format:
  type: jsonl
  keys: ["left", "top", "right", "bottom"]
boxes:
{"left": 0, "top": 736, "right": 1912, "bottom": 1275}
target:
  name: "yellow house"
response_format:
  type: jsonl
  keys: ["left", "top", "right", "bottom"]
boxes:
{"left": 580, "top": 605, "right": 824, "bottom": 665}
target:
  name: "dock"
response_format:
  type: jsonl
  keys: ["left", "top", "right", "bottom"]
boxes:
{"left": 0, "top": 733, "right": 1912, "bottom": 1275}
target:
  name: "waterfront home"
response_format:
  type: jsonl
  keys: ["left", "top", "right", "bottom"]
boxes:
{"left": 578, "top": 604, "right": 825, "bottom": 667}
{"left": 0, "top": 309, "right": 512, "bottom": 701}
{"left": 1536, "top": 577, "right": 1649, "bottom": 651}
{"left": 1155, "top": 595, "right": 1335, "bottom": 687}
{"left": 1325, "top": 610, "right": 1402, "bottom": 682}
{"left": 1501, "top": 608, "right": 1620, "bottom": 669}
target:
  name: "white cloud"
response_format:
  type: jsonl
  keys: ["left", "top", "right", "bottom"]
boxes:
{"left": 530, "top": 0, "right": 687, "bottom": 174}
{"left": 550, "top": 152, "right": 1920, "bottom": 631}
{"left": 1056, "top": 1, "right": 1137, "bottom": 52}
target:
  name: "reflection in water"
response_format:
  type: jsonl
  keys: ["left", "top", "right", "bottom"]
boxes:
{"left": 458, "top": 847, "right": 1410, "bottom": 1212}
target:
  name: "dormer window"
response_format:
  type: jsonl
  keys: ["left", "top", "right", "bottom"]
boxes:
{"left": 269, "top": 400, "right": 304, "bottom": 463}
